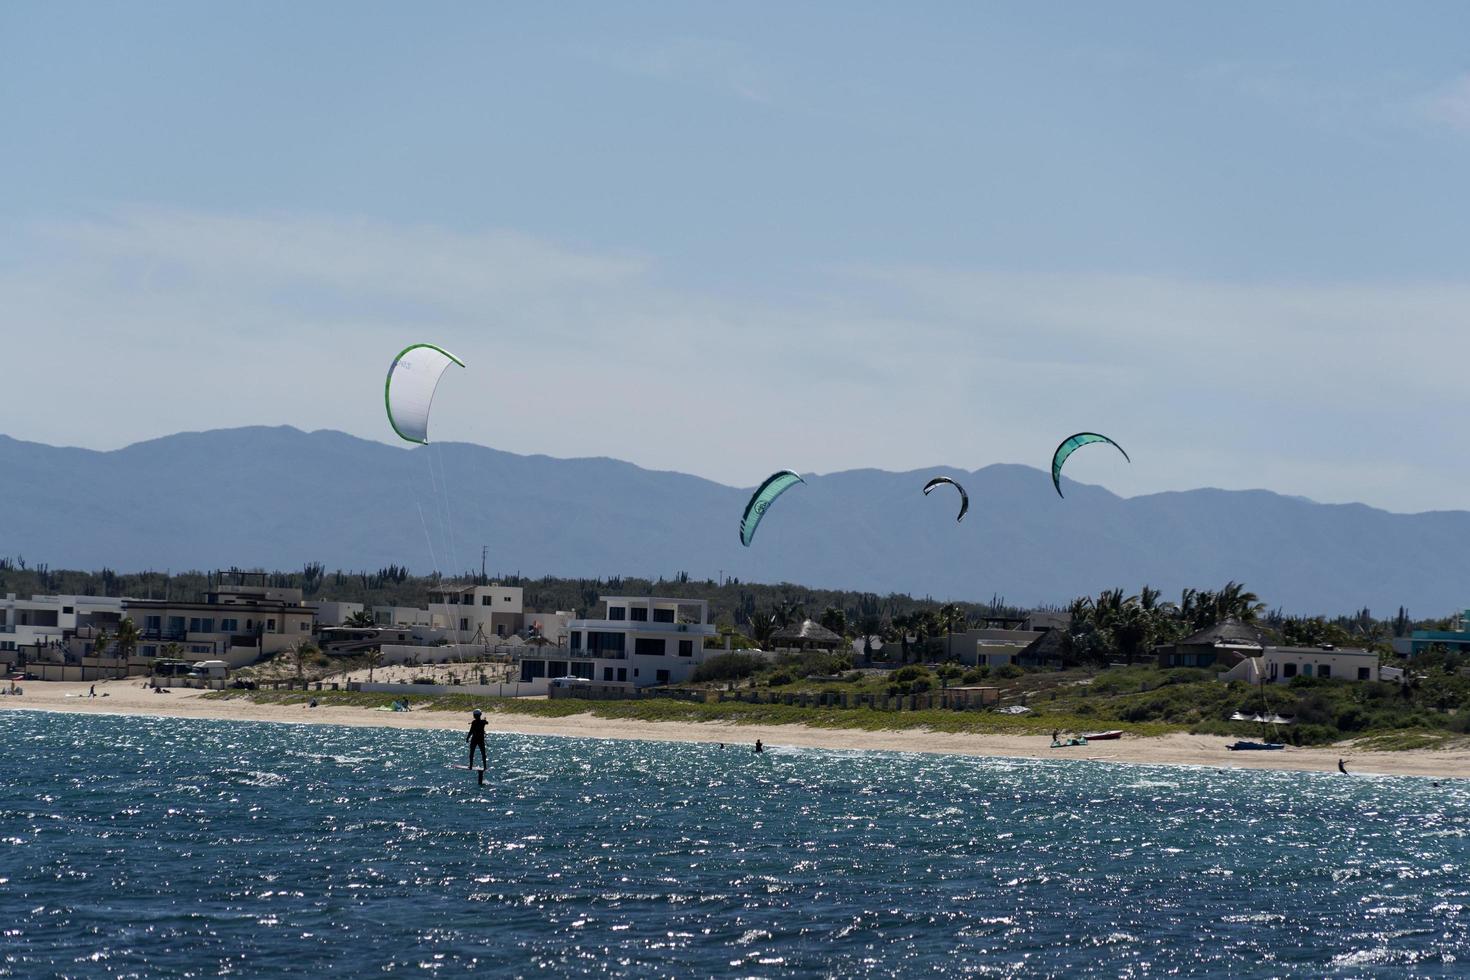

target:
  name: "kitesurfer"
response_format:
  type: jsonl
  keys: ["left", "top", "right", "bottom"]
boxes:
{"left": 1338, "top": 758, "right": 1348, "bottom": 775}
{"left": 754, "top": 739, "right": 764, "bottom": 754}
{"left": 467, "top": 708, "right": 489, "bottom": 769}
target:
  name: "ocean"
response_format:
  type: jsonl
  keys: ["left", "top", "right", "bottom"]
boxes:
{"left": 1, "top": 710, "right": 1467, "bottom": 977}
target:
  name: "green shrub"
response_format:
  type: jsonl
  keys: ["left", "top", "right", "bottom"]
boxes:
{"left": 996, "top": 664, "right": 1023, "bottom": 679}
{"left": 961, "top": 668, "right": 987, "bottom": 684}
{"left": 767, "top": 670, "right": 794, "bottom": 687}
{"left": 693, "top": 653, "right": 761, "bottom": 684}
{"left": 892, "top": 665, "right": 930, "bottom": 684}
{"left": 910, "top": 678, "right": 933, "bottom": 695}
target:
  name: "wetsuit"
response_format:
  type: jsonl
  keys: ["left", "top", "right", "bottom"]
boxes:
{"left": 467, "top": 717, "right": 489, "bottom": 768}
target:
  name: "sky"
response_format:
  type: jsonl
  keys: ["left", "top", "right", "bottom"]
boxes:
{"left": 2, "top": 2, "right": 1469, "bottom": 512}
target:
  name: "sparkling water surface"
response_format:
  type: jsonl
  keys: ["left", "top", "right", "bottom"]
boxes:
{"left": 2, "top": 710, "right": 1468, "bottom": 977}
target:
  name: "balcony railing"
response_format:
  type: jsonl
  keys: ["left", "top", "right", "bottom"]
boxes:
{"left": 571, "top": 619, "right": 715, "bottom": 635}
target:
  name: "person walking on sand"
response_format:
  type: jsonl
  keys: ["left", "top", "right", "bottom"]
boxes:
{"left": 467, "top": 708, "right": 489, "bottom": 769}
{"left": 89, "top": 684, "right": 96, "bottom": 698}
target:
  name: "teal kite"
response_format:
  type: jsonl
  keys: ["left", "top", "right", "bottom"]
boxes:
{"left": 740, "top": 471, "right": 804, "bottom": 546}
{"left": 1051, "top": 433, "right": 1129, "bottom": 497}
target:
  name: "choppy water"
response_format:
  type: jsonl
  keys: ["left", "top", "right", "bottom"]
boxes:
{"left": 2, "top": 711, "right": 1468, "bottom": 977}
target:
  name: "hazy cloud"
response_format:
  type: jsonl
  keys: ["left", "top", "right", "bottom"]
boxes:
{"left": 4, "top": 209, "right": 1469, "bottom": 513}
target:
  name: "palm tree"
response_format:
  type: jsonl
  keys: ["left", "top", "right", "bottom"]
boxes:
{"left": 857, "top": 612, "right": 885, "bottom": 667}
{"left": 345, "top": 609, "right": 377, "bottom": 628}
{"left": 748, "top": 611, "right": 780, "bottom": 650}
{"left": 290, "top": 638, "right": 318, "bottom": 684}
{"left": 890, "top": 613, "right": 914, "bottom": 663}
{"left": 113, "top": 617, "right": 140, "bottom": 679}
{"left": 91, "top": 628, "right": 111, "bottom": 666}
{"left": 362, "top": 649, "right": 383, "bottom": 683}
{"left": 819, "top": 606, "right": 848, "bottom": 639}
{"left": 938, "top": 603, "right": 965, "bottom": 661}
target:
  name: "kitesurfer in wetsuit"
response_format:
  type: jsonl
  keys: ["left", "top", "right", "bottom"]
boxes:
{"left": 467, "top": 708, "right": 488, "bottom": 769}
{"left": 754, "top": 739, "right": 764, "bottom": 754}
{"left": 1338, "top": 758, "right": 1348, "bottom": 775}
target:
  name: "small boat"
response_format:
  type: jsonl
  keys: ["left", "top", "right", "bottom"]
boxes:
{"left": 1227, "top": 740, "right": 1285, "bottom": 751}
{"left": 1081, "top": 730, "right": 1123, "bottom": 741}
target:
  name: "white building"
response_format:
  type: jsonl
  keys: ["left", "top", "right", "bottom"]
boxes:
{"left": 315, "top": 601, "right": 365, "bottom": 627}
{"left": 517, "top": 596, "right": 717, "bottom": 689}
{"left": 0, "top": 594, "right": 125, "bottom": 665}
{"left": 428, "top": 583, "right": 524, "bottom": 640}
{"left": 1218, "top": 644, "right": 1386, "bottom": 685}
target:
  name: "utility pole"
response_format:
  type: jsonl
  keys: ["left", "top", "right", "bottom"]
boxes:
{"left": 481, "top": 546, "right": 488, "bottom": 584}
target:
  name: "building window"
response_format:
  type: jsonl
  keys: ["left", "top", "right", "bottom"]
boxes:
{"left": 653, "top": 608, "right": 675, "bottom": 624}
{"left": 571, "top": 662, "right": 593, "bottom": 679}
{"left": 520, "top": 660, "right": 546, "bottom": 682}
{"left": 1283, "top": 663, "right": 1297, "bottom": 678}
{"left": 145, "top": 616, "right": 162, "bottom": 632}
{"left": 299, "top": 622, "right": 309, "bottom": 632}
{"left": 548, "top": 661, "right": 569, "bottom": 678}
{"left": 503, "top": 597, "right": 511, "bottom": 603}
{"left": 616, "top": 668, "right": 627, "bottom": 682}
{"left": 679, "top": 640, "right": 693, "bottom": 658}
{"left": 482, "top": 596, "right": 492, "bottom": 606}
{"left": 460, "top": 618, "right": 470, "bottom": 632}
{"left": 496, "top": 624, "right": 506, "bottom": 637}
{"left": 167, "top": 616, "right": 186, "bottom": 637}
{"left": 63, "top": 606, "right": 73, "bottom": 615}
{"left": 635, "top": 637, "right": 665, "bottom": 656}
{"left": 220, "top": 619, "right": 238, "bottom": 632}
{"left": 602, "top": 667, "right": 613, "bottom": 681}
{"left": 630, "top": 607, "right": 648, "bottom": 622}
{"left": 267, "top": 619, "right": 276, "bottom": 631}
{"left": 1317, "top": 664, "right": 1330, "bottom": 679}
{"left": 571, "top": 632, "right": 582, "bottom": 651}
{"left": 656, "top": 669, "right": 670, "bottom": 685}
{"left": 587, "top": 632, "right": 626, "bottom": 655}
{"left": 142, "top": 645, "right": 156, "bottom": 657}
{"left": 1358, "top": 667, "right": 1371, "bottom": 681}
{"left": 609, "top": 607, "right": 626, "bottom": 621}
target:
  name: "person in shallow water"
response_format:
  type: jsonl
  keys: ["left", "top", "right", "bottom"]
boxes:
{"left": 754, "top": 739, "right": 764, "bottom": 754}
{"left": 467, "top": 709, "right": 489, "bottom": 769}
{"left": 1338, "top": 758, "right": 1349, "bottom": 774}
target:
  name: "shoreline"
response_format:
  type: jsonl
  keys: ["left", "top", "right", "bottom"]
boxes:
{"left": 5, "top": 679, "right": 1469, "bottom": 778}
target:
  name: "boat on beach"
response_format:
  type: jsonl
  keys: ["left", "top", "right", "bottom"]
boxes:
{"left": 1227, "top": 740, "right": 1285, "bottom": 751}
{"left": 1081, "top": 730, "right": 1123, "bottom": 741}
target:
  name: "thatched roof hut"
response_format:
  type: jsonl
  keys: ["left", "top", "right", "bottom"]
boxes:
{"left": 769, "top": 619, "right": 845, "bottom": 651}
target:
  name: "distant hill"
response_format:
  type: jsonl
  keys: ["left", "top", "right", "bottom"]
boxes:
{"left": 1, "top": 426, "right": 1465, "bottom": 616}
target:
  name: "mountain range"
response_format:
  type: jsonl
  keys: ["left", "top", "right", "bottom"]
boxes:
{"left": 1, "top": 426, "right": 1465, "bottom": 616}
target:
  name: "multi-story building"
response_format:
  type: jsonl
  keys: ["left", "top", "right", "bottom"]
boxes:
{"left": 0, "top": 594, "right": 125, "bottom": 667}
{"left": 517, "top": 596, "right": 717, "bottom": 689}
{"left": 427, "top": 583, "right": 525, "bottom": 640}
{"left": 122, "top": 572, "right": 315, "bottom": 667}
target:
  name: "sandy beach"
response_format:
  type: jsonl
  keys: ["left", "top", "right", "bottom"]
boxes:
{"left": 5, "top": 678, "right": 1468, "bottom": 778}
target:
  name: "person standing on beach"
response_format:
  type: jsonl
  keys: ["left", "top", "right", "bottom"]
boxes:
{"left": 467, "top": 709, "right": 489, "bottom": 769}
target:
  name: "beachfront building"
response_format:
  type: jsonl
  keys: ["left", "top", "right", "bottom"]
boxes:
{"left": 1396, "top": 610, "right": 1470, "bottom": 657}
{"left": 121, "top": 573, "right": 316, "bottom": 668}
{"left": 769, "top": 619, "right": 845, "bottom": 652}
{"left": 517, "top": 596, "right": 717, "bottom": 689}
{"left": 1218, "top": 644, "right": 1384, "bottom": 684}
{"left": 1156, "top": 618, "right": 1270, "bottom": 669}
{"left": 315, "top": 601, "right": 365, "bottom": 627}
{"left": 0, "top": 594, "right": 125, "bottom": 669}
{"left": 427, "top": 583, "right": 525, "bottom": 641}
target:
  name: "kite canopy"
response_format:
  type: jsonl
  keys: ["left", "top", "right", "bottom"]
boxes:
{"left": 923, "top": 476, "right": 969, "bottom": 522}
{"left": 740, "top": 470, "right": 804, "bottom": 547}
{"left": 385, "top": 344, "right": 465, "bottom": 445}
{"left": 1051, "top": 432, "right": 1129, "bottom": 498}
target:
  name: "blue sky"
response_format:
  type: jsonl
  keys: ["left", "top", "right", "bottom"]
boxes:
{"left": 3, "top": 2, "right": 1469, "bottom": 510}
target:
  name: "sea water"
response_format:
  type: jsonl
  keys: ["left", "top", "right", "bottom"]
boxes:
{"left": 1, "top": 711, "right": 1468, "bottom": 977}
